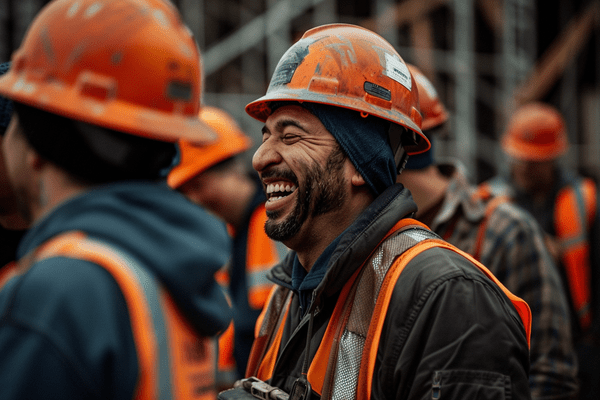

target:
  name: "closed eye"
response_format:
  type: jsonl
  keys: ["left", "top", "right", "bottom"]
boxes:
{"left": 282, "top": 134, "right": 301, "bottom": 144}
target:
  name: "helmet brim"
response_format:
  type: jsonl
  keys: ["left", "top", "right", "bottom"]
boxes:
{"left": 0, "top": 71, "right": 217, "bottom": 146}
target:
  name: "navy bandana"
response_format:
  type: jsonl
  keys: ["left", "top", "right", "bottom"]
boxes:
{"left": 404, "top": 136, "right": 434, "bottom": 170}
{"left": 269, "top": 102, "right": 396, "bottom": 196}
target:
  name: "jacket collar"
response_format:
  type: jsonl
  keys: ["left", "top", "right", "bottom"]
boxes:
{"left": 430, "top": 162, "right": 486, "bottom": 230}
{"left": 267, "top": 183, "right": 418, "bottom": 309}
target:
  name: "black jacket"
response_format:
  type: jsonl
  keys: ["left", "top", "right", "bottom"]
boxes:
{"left": 264, "top": 184, "right": 531, "bottom": 399}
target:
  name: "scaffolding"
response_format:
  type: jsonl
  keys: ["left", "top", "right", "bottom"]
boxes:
{"left": 1, "top": 0, "right": 598, "bottom": 181}
{"left": 197, "top": 0, "right": 600, "bottom": 182}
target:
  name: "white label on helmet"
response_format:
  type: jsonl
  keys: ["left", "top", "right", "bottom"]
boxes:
{"left": 384, "top": 53, "right": 411, "bottom": 91}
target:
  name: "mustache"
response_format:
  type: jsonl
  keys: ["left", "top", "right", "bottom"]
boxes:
{"left": 260, "top": 168, "right": 298, "bottom": 186}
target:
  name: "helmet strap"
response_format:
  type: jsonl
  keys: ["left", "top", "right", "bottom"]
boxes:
{"left": 388, "top": 124, "right": 412, "bottom": 174}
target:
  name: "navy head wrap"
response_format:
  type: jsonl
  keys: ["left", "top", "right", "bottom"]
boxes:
{"left": 299, "top": 103, "right": 396, "bottom": 196}
{"left": 0, "top": 62, "right": 12, "bottom": 136}
{"left": 402, "top": 120, "right": 451, "bottom": 170}
{"left": 404, "top": 136, "right": 434, "bottom": 170}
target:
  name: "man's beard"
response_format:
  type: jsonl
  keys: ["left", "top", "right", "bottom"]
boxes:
{"left": 265, "top": 145, "right": 347, "bottom": 242}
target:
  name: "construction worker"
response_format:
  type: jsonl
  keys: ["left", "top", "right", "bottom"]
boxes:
{"left": 224, "top": 24, "right": 532, "bottom": 400}
{"left": 482, "top": 102, "right": 600, "bottom": 400}
{"left": 168, "top": 106, "right": 284, "bottom": 385}
{"left": 0, "top": 0, "right": 233, "bottom": 399}
{"left": 0, "top": 62, "right": 26, "bottom": 266}
{"left": 396, "top": 65, "right": 578, "bottom": 399}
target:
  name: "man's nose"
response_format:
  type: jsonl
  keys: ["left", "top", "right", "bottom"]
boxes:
{"left": 252, "top": 138, "right": 282, "bottom": 173}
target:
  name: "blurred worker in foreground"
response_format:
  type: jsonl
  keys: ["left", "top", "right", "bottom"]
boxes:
{"left": 169, "top": 106, "right": 285, "bottom": 386}
{"left": 482, "top": 102, "right": 600, "bottom": 400}
{"left": 396, "top": 65, "right": 578, "bottom": 399}
{"left": 0, "top": 0, "right": 233, "bottom": 399}
{"left": 221, "top": 23, "right": 532, "bottom": 400}
{"left": 0, "top": 62, "right": 27, "bottom": 266}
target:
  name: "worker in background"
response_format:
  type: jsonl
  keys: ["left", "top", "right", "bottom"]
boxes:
{"left": 482, "top": 102, "right": 600, "bottom": 400}
{"left": 168, "top": 105, "right": 285, "bottom": 386}
{"left": 0, "top": 62, "right": 27, "bottom": 266}
{"left": 396, "top": 65, "right": 578, "bottom": 399}
{"left": 225, "top": 23, "right": 532, "bottom": 400}
{"left": 0, "top": 0, "right": 232, "bottom": 398}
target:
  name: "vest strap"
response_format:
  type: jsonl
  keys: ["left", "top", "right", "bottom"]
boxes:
{"left": 471, "top": 194, "right": 510, "bottom": 261}
{"left": 246, "top": 287, "right": 293, "bottom": 380}
{"left": 357, "top": 238, "right": 531, "bottom": 400}
{"left": 16, "top": 231, "right": 217, "bottom": 400}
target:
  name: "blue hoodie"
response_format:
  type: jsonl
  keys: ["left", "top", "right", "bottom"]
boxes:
{"left": 0, "top": 181, "right": 233, "bottom": 400}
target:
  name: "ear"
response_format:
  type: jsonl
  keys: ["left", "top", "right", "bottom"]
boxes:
{"left": 26, "top": 148, "right": 46, "bottom": 172}
{"left": 344, "top": 158, "right": 367, "bottom": 188}
{"left": 350, "top": 170, "right": 367, "bottom": 187}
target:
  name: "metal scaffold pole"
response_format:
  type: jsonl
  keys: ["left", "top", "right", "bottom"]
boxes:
{"left": 454, "top": 0, "right": 476, "bottom": 179}
{"left": 499, "top": 0, "right": 536, "bottom": 176}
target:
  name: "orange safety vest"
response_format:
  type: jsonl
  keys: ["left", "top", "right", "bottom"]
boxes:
{"left": 216, "top": 203, "right": 283, "bottom": 385}
{"left": 480, "top": 178, "right": 597, "bottom": 331}
{"left": 0, "top": 231, "right": 218, "bottom": 400}
{"left": 462, "top": 188, "right": 511, "bottom": 262}
{"left": 246, "top": 203, "right": 283, "bottom": 310}
{"left": 246, "top": 219, "right": 531, "bottom": 400}
{"left": 216, "top": 322, "right": 237, "bottom": 388}
{"left": 554, "top": 178, "right": 596, "bottom": 330}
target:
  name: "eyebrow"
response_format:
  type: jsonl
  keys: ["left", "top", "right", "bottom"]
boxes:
{"left": 262, "top": 118, "right": 309, "bottom": 135}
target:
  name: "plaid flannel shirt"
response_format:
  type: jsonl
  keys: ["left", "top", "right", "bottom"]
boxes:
{"left": 429, "top": 163, "right": 578, "bottom": 399}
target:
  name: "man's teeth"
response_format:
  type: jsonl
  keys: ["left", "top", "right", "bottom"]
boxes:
{"left": 266, "top": 183, "right": 297, "bottom": 194}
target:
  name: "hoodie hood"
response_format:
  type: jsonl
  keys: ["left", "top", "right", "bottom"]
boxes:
{"left": 18, "top": 181, "right": 233, "bottom": 336}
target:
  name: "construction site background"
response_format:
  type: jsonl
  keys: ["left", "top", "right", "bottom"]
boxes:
{"left": 1, "top": 0, "right": 598, "bottom": 183}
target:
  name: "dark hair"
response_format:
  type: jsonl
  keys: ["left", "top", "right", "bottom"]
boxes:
{"left": 13, "top": 102, "right": 176, "bottom": 184}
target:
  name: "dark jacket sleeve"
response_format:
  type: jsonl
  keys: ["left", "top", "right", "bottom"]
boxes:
{"left": 371, "top": 247, "right": 531, "bottom": 400}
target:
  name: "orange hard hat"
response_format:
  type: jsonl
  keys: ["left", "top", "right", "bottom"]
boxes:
{"left": 501, "top": 102, "right": 568, "bottom": 161}
{"left": 245, "top": 23, "right": 429, "bottom": 156}
{"left": 0, "top": 0, "right": 215, "bottom": 145}
{"left": 407, "top": 64, "right": 448, "bottom": 131}
{"left": 168, "top": 106, "right": 253, "bottom": 188}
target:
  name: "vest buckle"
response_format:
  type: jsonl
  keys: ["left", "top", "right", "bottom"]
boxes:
{"left": 289, "top": 375, "right": 311, "bottom": 400}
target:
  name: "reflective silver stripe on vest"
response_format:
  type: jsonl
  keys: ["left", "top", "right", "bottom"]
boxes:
{"left": 558, "top": 181, "right": 590, "bottom": 249}
{"left": 559, "top": 181, "right": 593, "bottom": 322}
{"left": 275, "top": 241, "right": 291, "bottom": 261}
{"left": 573, "top": 181, "right": 589, "bottom": 232}
{"left": 248, "top": 268, "right": 273, "bottom": 289}
{"left": 81, "top": 238, "right": 173, "bottom": 400}
{"left": 331, "top": 227, "right": 439, "bottom": 400}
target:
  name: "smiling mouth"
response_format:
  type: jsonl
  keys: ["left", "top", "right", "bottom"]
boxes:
{"left": 265, "top": 181, "right": 297, "bottom": 202}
